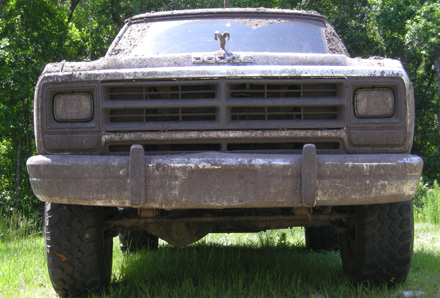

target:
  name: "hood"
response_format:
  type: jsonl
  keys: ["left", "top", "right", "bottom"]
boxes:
{"left": 43, "top": 53, "right": 403, "bottom": 75}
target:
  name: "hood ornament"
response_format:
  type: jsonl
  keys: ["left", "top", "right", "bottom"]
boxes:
{"left": 214, "top": 31, "right": 230, "bottom": 51}
{"left": 192, "top": 31, "right": 253, "bottom": 64}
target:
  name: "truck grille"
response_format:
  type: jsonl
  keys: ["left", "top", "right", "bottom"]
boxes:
{"left": 102, "top": 80, "right": 345, "bottom": 130}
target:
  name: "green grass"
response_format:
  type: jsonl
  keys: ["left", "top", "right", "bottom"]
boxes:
{"left": 410, "top": 223, "right": 440, "bottom": 297}
{"left": 0, "top": 214, "right": 52, "bottom": 297}
{"left": 1, "top": 216, "right": 439, "bottom": 298}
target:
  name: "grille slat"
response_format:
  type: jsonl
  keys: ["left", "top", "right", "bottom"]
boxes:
{"left": 230, "top": 83, "right": 338, "bottom": 98}
{"left": 230, "top": 106, "right": 338, "bottom": 121}
{"left": 109, "top": 108, "right": 217, "bottom": 123}
{"left": 108, "top": 85, "right": 216, "bottom": 100}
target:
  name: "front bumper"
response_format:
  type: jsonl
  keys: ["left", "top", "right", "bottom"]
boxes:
{"left": 27, "top": 145, "right": 423, "bottom": 209}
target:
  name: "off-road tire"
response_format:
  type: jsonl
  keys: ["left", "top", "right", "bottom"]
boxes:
{"left": 305, "top": 226, "right": 339, "bottom": 251}
{"left": 338, "top": 201, "right": 414, "bottom": 284}
{"left": 44, "top": 203, "right": 113, "bottom": 297}
{"left": 119, "top": 230, "right": 159, "bottom": 253}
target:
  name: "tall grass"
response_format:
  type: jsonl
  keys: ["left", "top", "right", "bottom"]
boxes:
{"left": 0, "top": 213, "right": 51, "bottom": 297}
{"left": 0, "top": 183, "right": 439, "bottom": 297}
{"left": 0, "top": 212, "right": 41, "bottom": 242}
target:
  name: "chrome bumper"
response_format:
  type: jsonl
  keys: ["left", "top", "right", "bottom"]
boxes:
{"left": 27, "top": 145, "right": 423, "bottom": 209}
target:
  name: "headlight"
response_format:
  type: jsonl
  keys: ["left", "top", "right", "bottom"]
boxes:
{"left": 53, "top": 93, "right": 93, "bottom": 122}
{"left": 354, "top": 88, "right": 394, "bottom": 118}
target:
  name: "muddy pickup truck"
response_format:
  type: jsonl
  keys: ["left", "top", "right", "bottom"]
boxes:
{"left": 27, "top": 8, "right": 423, "bottom": 296}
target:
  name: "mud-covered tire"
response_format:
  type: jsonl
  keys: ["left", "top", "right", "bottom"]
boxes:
{"left": 44, "top": 203, "right": 113, "bottom": 297}
{"left": 338, "top": 201, "right": 414, "bottom": 284}
{"left": 119, "top": 230, "right": 159, "bottom": 253}
{"left": 305, "top": 226, "right": 339, "bottom": 251}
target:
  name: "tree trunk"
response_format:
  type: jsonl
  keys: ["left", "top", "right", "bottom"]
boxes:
{"left": 14, "top": 99, "right": 26, "bottom": 213}
{"left": 434, "top": 55, "right": 440, "bottom": 135}
{"left": 15, "top": 125, "right": 23, "bottom": 213}
{"left": 67, "top": 0, "right": 81, "bottom": 23}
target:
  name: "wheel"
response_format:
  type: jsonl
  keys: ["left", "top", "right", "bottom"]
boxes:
{"left": 338, "top": 201, "right": 414, "bottom": 284}
{"left": 119, "top": 229, "right": 159, "bottom": 253}
{"left": 305, "top": 226, "right": 339, "bottom": 251}
{"left": 44, "top": 203, "right": 113, "bottom": 297}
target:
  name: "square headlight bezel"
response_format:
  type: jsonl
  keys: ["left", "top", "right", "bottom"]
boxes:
{"left": 43, "top": 83, "right": 99, "bottom": 131}
{"left": 348, "top": 78, "right": 405, "bottom": 128}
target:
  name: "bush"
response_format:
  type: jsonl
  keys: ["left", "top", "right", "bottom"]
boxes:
{"left": 414, "top": 179, "right": 440, "bottom": 224}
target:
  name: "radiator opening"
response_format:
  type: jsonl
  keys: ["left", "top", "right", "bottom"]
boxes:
{"left": 108, "top": 142, "right": 340, "bottom": 154}
{"left": 108, "top": 84, "right": 216, "bottom": 100}
{"left": 230, "top": 106, "right": 338, "bottom": 121}
{"left": 109, "top": 107, "right": 217, "bottom": 123}
{"left": 227, "top": 142, "right": 340, "bottom": 151}
{"left": 230, "top": 83, "right": 338, "bottom": 98}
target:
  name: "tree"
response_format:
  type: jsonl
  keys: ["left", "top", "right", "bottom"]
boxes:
{"left": 406, "top": 2, "right": 440, "bottom": 126}
{"left": 405, "top": 2, "right": 440, "bottom": 181}
{"left": 0, "top": 0, "right": 70, "bottom": 214}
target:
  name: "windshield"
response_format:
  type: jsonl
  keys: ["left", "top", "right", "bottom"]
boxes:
{"left": 111, "top": 18, "right": 329, "bottom": 56}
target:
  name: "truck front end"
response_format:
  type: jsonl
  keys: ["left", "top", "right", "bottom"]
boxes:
{"left": 26, "top": 9, "right": 422, "bottom": 296}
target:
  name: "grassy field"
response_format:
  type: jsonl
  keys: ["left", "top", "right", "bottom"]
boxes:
{"left": 0, "top": 214, "right": 439, "bottom": 298}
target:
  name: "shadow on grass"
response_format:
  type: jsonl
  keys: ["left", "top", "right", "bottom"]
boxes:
{"left": 96, "top": 243, "right": 401, "bottom": 298}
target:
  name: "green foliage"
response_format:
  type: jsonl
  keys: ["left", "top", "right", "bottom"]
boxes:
{"left": 369, "top": 0, "right": 420, "bottom": 59}
{"left": 406, "top": 2, "right": 440, "bottom": 60}
{"left": 414, "top": 180, "right": 440, "bottom": 224}
{"left": 405, "top": 2, "right": 440, "bottom": 183}
{"left": 0, "top": 0, "right": 71, "bottom": 216}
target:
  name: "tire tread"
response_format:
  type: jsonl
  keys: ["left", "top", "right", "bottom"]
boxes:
{"left": 44, "top": 203, "right": 112, "bottom": 297}
{"left": 339, "top": 201, "right": 414, "bottom": 284}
